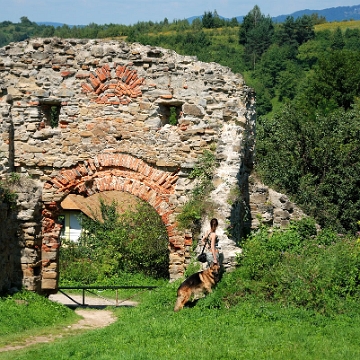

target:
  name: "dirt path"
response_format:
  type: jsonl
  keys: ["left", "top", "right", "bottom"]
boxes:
{"left": 0, "top": 294, "right": 136, "bottom": 353}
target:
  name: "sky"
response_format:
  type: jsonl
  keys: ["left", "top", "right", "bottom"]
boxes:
{"left": 1, "top": 0, "right": 360, "bottom": 26}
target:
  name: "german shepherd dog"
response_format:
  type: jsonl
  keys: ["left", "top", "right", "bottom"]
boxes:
{"left": 174, "top": 263, "right": 220, "bottom": 312}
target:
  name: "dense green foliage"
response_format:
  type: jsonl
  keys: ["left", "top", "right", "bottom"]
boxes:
{"left": 257, "top": 104, "right": 360, "bottom": 232}
{"left": 234, "top": 219, "right": 360, "bottom": 314}
{"left": 244, "top": 10, "right": 360, "bottom": 233}
{"left": 60, "top": 200, "right": 169, "bottom": 282}
{"left": 239, "top": 5, "right": 274, "bottom": 70}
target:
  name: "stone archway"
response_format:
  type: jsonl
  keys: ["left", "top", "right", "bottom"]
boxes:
{"left": 0, "top": 38, "right": 257, "bottom": 295}
{"left": 41, "top": 153, "right": 189, "bottom": 293}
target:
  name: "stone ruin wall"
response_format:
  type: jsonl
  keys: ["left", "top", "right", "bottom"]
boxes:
{"left": 0, "top": 37, "right": 304, "bottom": 294}
{"left": 0, "top": 196, "right": 20, "bottom": 293}
{"left": 0, "top": 179, "right": 43, "bottom": 294}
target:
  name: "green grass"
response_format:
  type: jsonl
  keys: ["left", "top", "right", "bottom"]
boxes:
{"left": 0, "top": 290, "right": 79, "bottom": 348}
{"left": 2, "top": 224, "right": 360, "bottom": 359}
{"left": 1, "top": 276, "right": 360, "bottom": 360}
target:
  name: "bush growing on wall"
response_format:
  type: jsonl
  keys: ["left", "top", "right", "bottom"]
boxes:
{"left": 177, "top": 150, "right": 217, "bottom": 230}
{"left": 0, "top": 173, "right": 19, "bottom": 207}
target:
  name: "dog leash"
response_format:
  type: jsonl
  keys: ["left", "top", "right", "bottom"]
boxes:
{"left": 200, "top": 236, "right": 210, "bottom": 254}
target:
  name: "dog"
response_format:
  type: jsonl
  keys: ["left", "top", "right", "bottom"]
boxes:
{"left": 174, "top": 263, "right": 220, "bottom": 312}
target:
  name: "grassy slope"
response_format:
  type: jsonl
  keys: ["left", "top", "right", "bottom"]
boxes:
{"left": 0, "top": 291, "right": 79, "bottom": 348}
{"left": 1, "top": 276, "right": 360, "bottom": 360}
{"left": 314, "top": 20, "right": 360, "bottom": 31}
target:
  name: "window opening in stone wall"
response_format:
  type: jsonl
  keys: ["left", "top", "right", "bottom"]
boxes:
{"left": 39, "top": 103, "right": 61, "bottom": 128}
{"left": 169, "top": 107, "right": 177, "bottom": 125}
{"left": 159, "top": 104, "right": 182, "bottom": 126}
{"left": 147, "top": 50, "right": 163, "bottom": 58}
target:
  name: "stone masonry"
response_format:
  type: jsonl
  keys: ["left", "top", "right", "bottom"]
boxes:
{"left": 0, "top": 37, "right": 257, "bottom": 293}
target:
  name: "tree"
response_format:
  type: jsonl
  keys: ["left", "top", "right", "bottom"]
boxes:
{"left": 276, "top": 61, "right": 303, "bottom": 101}
{"left": 212, "top": 9, "right": 224, "bottom": 28}
{"left": 275, "top": 16, "right": 298, "bottom": 48}
{"left": 297, "top": 33, "right": 329, "bottom": 69}
{"left": 191, "top": 18, "right": 203, "bottom": 31}
{"left": 303, "top": 50, "right": 360, "bottom": 112}
{"left": 202, "top": 11, "right": 214, "bottom": 28}
{"left": 20, "top": 16, "right": 32, "bottom": 26}
{"left": 294, "top": 15, "right": 315, "bottom": 45}
{"left": 229, "top": 17, "right": 239, "bottom": 27}
{"left": 275, "top": 15, "right": 315, "bottom": 48}
{"left": 239, "top": 6, "right": 274, "bottom": 69}
{"left": 344, "top": 28, "right": 360, "bottom": 50}
{"left": 255, "top": 44, "right": 294, "bottom": 97}
{"left": 239, "top": 5, "right": 262, "bottom": 45}
{"left": 331, "top": 27, "right": 345, "bottom": 50}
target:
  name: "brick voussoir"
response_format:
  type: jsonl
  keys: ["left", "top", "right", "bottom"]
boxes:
{"left": 157, "top": 173, "right": 170, "bottom": 186}
{"left": 150, "top": 169, "right": 163, "bottom": 182}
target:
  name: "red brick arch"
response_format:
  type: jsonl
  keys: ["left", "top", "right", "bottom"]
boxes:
{"left": 41, "top": 154, "right": 190, "bottom": 290}
{"left": 80, "top": 64, "right": 144, "bottom": 105}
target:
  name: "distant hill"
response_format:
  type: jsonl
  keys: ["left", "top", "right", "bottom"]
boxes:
{"left": 271, "top": 4, "right": 360, "bottom": 22}
{"left": 188, "top": 4, "right": 360, "bottom": 24}
{"left": 36, "top": 4, "right": 360, "bottom": 28}
{"left": 36, "top": 21, "right": 82, "bottom": 28}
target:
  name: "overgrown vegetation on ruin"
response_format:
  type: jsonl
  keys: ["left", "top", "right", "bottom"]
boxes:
{"left": 0, "top": 173, "right": 20, "bottom": 207}
{"left": 176, "top": 150, "right": 217, "bottom": 231}
{"left": 60, "top": 200, "right": 169, "bottom": 283}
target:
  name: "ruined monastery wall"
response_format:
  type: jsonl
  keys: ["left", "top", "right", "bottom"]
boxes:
{"left": 0, "top": 38, "right": 256, "bottom": 293}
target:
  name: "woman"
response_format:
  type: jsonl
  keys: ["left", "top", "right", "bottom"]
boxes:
{"left": 200, "top": 218, "right": 220, "bottom": 266}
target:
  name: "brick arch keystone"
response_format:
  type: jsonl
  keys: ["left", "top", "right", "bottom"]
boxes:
{"left": 41, "top": 154, "right": 189, "bottom": 289}
{"left": 80, "top": 63, "right": 144, "bottom": 105}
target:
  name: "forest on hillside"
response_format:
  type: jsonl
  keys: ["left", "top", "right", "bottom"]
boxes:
{"left": 1, "top": 7, "right": 360, "bottom": 234}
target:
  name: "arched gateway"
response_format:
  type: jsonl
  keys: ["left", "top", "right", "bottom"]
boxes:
{"left": 0, "top": 38, "right": 255, "bottom": 294}
{"left": 42, "top": 153, "right": 186, "bottom": 290}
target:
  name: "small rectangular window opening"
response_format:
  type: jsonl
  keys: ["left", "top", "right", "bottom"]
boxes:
{"left": 159, "top": 104, "right": 182, "bottom": 126}
{"left": 40, "top": 103, "right": 61, "bottom": 128}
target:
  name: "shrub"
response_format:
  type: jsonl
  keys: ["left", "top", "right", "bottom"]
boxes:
{"left": 60, "top": 199, "right": 169, "bottom": 282}
{"left": 177, "top": 150, "right": 217, "bottom": 230}
{"left": 168, "top": 106, "right": 177, "bottom": 125}
{"left": 235, "top": 219, "right": 360, "bottom": 314}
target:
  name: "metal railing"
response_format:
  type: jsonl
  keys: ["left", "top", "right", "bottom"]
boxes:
{"left": 58, "top": 285, "right": 158, "bottom": 307}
